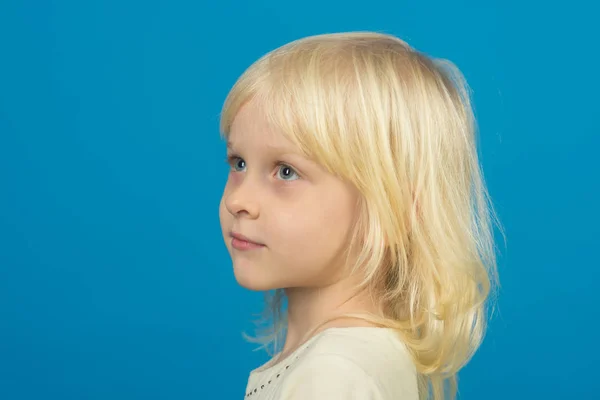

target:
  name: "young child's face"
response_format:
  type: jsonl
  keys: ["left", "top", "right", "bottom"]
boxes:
{"left": 219, "top": 98, "right": 360, "bottom": 291}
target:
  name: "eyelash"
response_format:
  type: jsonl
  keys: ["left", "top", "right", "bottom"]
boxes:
{"left": 225, "top": 154, "right": 300, "bottom": 180}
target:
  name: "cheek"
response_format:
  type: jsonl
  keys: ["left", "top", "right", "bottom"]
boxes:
{"left": 271, "top": 202, "right": 352, "bottom": 264}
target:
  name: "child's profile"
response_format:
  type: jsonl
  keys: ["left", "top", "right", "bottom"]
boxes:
{"left": 218, "top": 31, "right": 502, "bottom": 400}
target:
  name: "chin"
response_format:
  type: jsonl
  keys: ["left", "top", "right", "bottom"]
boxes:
{"left": 232, "top": 263, "right": 278, "bottom": 292}
{"left": 234, "top": 275, "right": 277, "bottom": 292}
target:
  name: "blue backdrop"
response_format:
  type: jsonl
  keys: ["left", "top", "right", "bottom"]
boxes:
{"left": 1, "top": 1, "right": 597, "bottom": 399}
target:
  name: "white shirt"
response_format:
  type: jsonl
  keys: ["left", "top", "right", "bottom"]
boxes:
{"left": 244, "top": 327, "right": 418, "bottom": 399}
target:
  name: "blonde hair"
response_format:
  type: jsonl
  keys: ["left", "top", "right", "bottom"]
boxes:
{"left": 219, "top": 31, "right": 504, "bottom": 400}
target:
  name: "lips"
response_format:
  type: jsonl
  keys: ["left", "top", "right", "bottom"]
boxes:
{"left": 230, "top": 232, "right": 264, "bottom": 246}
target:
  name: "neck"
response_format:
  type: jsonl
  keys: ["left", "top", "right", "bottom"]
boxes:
{"left": 279, "top": 277, "right": 380, "bottom": 359}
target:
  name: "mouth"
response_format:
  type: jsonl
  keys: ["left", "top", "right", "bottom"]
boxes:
{"left": 230, "top": 232, "right": 265, "bottom": 250}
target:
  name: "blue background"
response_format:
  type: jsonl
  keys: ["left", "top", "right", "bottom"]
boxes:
{"left": 1, "top": 1, "right": 598, "bottom": 399}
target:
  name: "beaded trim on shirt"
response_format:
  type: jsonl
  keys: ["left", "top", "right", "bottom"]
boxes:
{"left": 245, "top": 345, "right": 311, "bottom": 397}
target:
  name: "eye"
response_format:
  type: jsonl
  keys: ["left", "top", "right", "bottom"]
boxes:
{"left": 226, "top": 155, "right": 246, "bottom": 172}
{"left": 277, "top": 164, "right": 299, "bottom": 181}
{"left": 226, "top": 154, "right": 300, "bottom": 182}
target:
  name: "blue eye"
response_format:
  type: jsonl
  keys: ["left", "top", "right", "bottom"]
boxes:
{"left": 233, "top": 158, "right": 246, "bottom": 172}
{"left": 226, "top": 155, "right": 246, "bottom": 172}
{"left": 277, "top": 164, "right": 299, "bottom": 181}
{"left": 226, "top": 154, "right": 300, "bottom": 181}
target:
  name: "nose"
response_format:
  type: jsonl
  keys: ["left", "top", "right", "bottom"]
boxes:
{"left": 224, "top": 177, "right": 260, "bottom": 219}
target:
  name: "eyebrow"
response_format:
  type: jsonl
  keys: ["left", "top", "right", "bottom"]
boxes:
{"left": 227, "top": 140, "right": 302, "bottom": 155}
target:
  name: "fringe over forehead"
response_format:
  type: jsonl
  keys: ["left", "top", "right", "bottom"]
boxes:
{"left": 218, "top": 31, "right": 463, "bottom": 195}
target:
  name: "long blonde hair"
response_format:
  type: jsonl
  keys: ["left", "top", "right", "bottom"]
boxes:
{"left": 219, "top": 31, "right": 504, "bottom": 400}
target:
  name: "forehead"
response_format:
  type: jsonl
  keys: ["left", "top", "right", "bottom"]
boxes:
{"left": 227, "top": 99, "right": 300, "bottom": 154}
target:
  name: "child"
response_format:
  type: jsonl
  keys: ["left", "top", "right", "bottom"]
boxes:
{"left": 218, "top": 31, "right": 502, "bottom": 400}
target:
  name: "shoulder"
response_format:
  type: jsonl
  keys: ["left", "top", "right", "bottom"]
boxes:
{"left": 279, "top": 327, "right": 418, "bottom": 400}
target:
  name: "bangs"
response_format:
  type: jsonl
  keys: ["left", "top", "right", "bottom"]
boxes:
{"left": 255, "top": 61, "right": 349, "bottom": 176}
{"left": 220, "top": 36, "right": 399, "bottom": 182}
